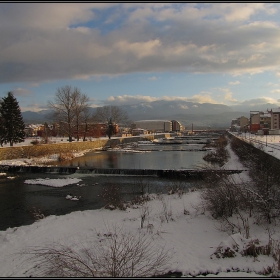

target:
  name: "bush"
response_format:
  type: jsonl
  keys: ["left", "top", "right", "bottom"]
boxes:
{"left": 21, "top": 226, "right": 172, "bottom": 277}
{"left": 30, "top": 139, "right": 40, "bottom": 145}
{"left": 100, "top": 185, "right": 126, "bottom": 210}
{"left": 230, "top": 134, "right": 280, "bottom": 224}
{"left": 201, "top": 174, "right": 249, "bottom": 219}
{"left": 58, "top": 152, "right": 75, "bottom": 162}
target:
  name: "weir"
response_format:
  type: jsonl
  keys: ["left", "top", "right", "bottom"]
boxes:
{"left": 0, "top": 164, "right": 244, "bottom": 179}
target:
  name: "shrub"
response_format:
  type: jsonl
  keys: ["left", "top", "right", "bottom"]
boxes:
{"left": 21, "top": 225, "right": 172, "bottom": 277}
{"left": 30, "top": 139, "right": 40, "bottom": 145}
{"left": 201, "top": 174, "right": 249, "bottom": 219}
{"left": 30, "top": 207, "right": 45, "bottom": 221}
{"left": 58, "top": 152, "right": 75, "bottom": 162}
{"left": 100, "top": 185, "right": 126, "bottom": 210}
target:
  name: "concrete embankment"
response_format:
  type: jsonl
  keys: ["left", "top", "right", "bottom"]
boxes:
{"left": 0, "top": 134, "right": 174, "bottom": 161}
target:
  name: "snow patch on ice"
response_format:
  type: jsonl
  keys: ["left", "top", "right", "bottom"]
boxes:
{"left": 24, "top": 178, "right": 82, "bottom": 187}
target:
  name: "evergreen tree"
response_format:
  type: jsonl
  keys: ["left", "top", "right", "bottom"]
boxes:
{"left": 106, "top": 118, "right": 116, "bottom": 139}
{"left": 0, "top": 100, "right": 5, "bottom": 147}
{"left": 0, "top": 92, "right": 25, "bottom": 146}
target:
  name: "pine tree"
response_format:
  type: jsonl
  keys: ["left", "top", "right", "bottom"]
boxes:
{"left": 106, "top": 118, "right": 116, "bottom": 139}
{"left": 0, "top": 100, "right": 6, "bottom": 147}
{"left": 0, "top": 92, "right": 25, "bottom": 146}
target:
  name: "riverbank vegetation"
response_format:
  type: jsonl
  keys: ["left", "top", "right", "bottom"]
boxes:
{"left": 202, "top": 135, "right": 229, "bottom": 165}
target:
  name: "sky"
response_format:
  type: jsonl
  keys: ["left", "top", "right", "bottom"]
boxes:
{"left": 1, "top": 2, "right": 280, "bottom": 112}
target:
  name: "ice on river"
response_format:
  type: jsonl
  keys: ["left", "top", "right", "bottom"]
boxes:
{"left": 24, "top": 178, "right": 82, "bottom": 187}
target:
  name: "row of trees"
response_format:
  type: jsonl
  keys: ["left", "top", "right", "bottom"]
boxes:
{"left": 0, "top": 86, "right": 130, "bottom": 146}
{"left": 0, "top": 92, "right": 25, "bottom": 147}
{"left": 48, "top": 85, "right": 129, "bottom": 142}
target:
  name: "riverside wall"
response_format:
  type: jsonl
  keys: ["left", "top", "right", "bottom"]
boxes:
{"left": 0, "top": 133, "right": 175, "bottom": 161}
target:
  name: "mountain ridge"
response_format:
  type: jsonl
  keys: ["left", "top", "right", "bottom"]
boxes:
{"left": 22, "top": 100, "right": 279, "bottom": 129}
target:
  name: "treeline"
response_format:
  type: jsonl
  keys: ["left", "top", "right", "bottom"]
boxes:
{"left": 0, "top": 86, "right": 130, "bottom": 146}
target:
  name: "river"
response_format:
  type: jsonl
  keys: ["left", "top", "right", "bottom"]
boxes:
{"left": 0, "top": 140, "right": 213, "bottom": 230}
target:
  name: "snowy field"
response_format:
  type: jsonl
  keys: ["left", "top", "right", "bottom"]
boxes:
{"left": 0, "top": 137, "right": 280, "bottom": 277}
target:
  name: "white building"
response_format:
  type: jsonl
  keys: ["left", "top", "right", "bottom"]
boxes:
{"left": 134, "top": 120, "right": 172, "bottom": 132}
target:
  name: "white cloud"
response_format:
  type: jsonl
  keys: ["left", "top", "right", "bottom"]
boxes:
{"left": 13, "top": 88, "right": 33, "bottom": 96}
{"left": 106, "top": 95, "right": 158, "bottom": 106}
{"left": 229, "top": 81, "right": 240, "bottom": 85}
{"left": 271, "top": 89, "right": 280, "bottom": 94}
{"left": 1, "top": 3, "right": 280, "bottom": 83}
{"left": 179, "top": 105, "right": 188, "bottom": 110}
{"left": 114, "top": 39, "right": 162, "bottom": 59}
{"left": 105, "top": 94, "right": 220, "bottom": 106}
{"left": 20, "top": 103, "right": 47, "bottom": 112}
{"left": 239, "top": 97, "right": 278, "bottom": 105}
{"left": 148, "top": 76, "right": 158, "bottom": 81}
{"left": 217, "top": 88, "right": 238, "bottom": 103}
{"left": 221, "top": 3, "right": 269, "bottom": 22}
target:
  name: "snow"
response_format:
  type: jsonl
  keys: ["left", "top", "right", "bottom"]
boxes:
{"left": 0, "top": 134, "right": 280, "bottom": 277}
{"left": 231, "top": 132, "right": 280, "bottom": 160}
{"left": 65, "top": 194, "right": 80, "bottom": 201}
{"left": 24, "top": 178, "right": 82, "bottom": 188}
{"left": 0, "top": 150, "right": 90, "bottom": 166}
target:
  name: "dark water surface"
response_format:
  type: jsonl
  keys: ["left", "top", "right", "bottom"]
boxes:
{"left": 0, "top": 173, "right": 197, "bottom": 231}
{"left": 0, "top": 142, "right": 211, "bottom": 231}
{"left": 52, "top": 143, "right": 209, "bottom": 169}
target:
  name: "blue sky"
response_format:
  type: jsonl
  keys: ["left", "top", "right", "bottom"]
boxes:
{"left": 1, "top": 2, "right": 280, "bottom": 112}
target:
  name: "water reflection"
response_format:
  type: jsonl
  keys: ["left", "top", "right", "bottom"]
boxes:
{"left": 53, "top": 145, "right": 209, "bottom": 170}
{"left": 0, "top": 174, "right": 194, "bottom": 231}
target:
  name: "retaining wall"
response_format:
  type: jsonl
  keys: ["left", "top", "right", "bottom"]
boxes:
{"left": 0, "top": 133, "right": 174, "bottom": 161}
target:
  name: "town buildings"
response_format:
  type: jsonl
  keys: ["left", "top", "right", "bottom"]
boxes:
{"left": 231, "top": 107, "right": 280, "bottom": 135}
{"left": 133, "top": 120, "right": 184, "bottom": 133}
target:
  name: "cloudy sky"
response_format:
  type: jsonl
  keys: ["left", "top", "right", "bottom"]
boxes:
{"left": 1, "top": 2, "right": 280, "bottom": 112}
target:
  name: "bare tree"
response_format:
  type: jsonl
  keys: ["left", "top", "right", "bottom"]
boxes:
{"left": 81, "top": 106, "right": 91, "bottom": 141}
{"left": 92, "top": 105, "right": 129, "bottom": 139}
{"left": 21, "top": 225, "right": 172, "bottom": 277}
{"left": 48, "top": 86, "right": 90, "bottom": 142}
{"left": 92, "top": 105, "right": 128, "bottom": 124}
{"left": 73, "top": 93, "right": 90, "bottom": 141}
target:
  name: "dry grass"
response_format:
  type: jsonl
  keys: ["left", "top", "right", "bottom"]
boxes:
{"left": 58, "top": 152, "right": 75, "bottom": 162}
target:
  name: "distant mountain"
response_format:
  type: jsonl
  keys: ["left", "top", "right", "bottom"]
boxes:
{"left": 231, "top": 103, "right": 279, "bottom": 113}
{"left": 22, "top": 100, "right": 278, "bottom": 129}
{"left": 120, "top": 100, "right": 232, "bottom": 119}
{"left": 22, "top": 109, "right": 54, "bottom": 124}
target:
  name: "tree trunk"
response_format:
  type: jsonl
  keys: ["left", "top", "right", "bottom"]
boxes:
{"left": 83, "top": 122, "right": 88, "bottom": 141}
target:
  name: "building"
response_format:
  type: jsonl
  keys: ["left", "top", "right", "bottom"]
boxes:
{"left": 171, "top": 120, "right": 184, "bottom": 132}
{"left": 249, "top": 111, "right": 271, "bottom": 133}
{"left": 269, "top": 108, "right": 280, "bottom": 130}
{"left": 132, "top": 128, "right": 148, "bottom": 136}
{"left": 250, "top": 111, "right": 261, "bottom": 133}
{"left": 230, "top": 116, "right": 249, "bottom": 132}
{"left": 133, "top": 120, "right": 172, "bottom": 132}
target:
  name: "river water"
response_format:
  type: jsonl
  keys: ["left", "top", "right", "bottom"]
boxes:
{"left": 0, "top": 141, "right": 212, "bottom": 230}
{"left": 52, "top": 142, "right": 210, "bottom": 170}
